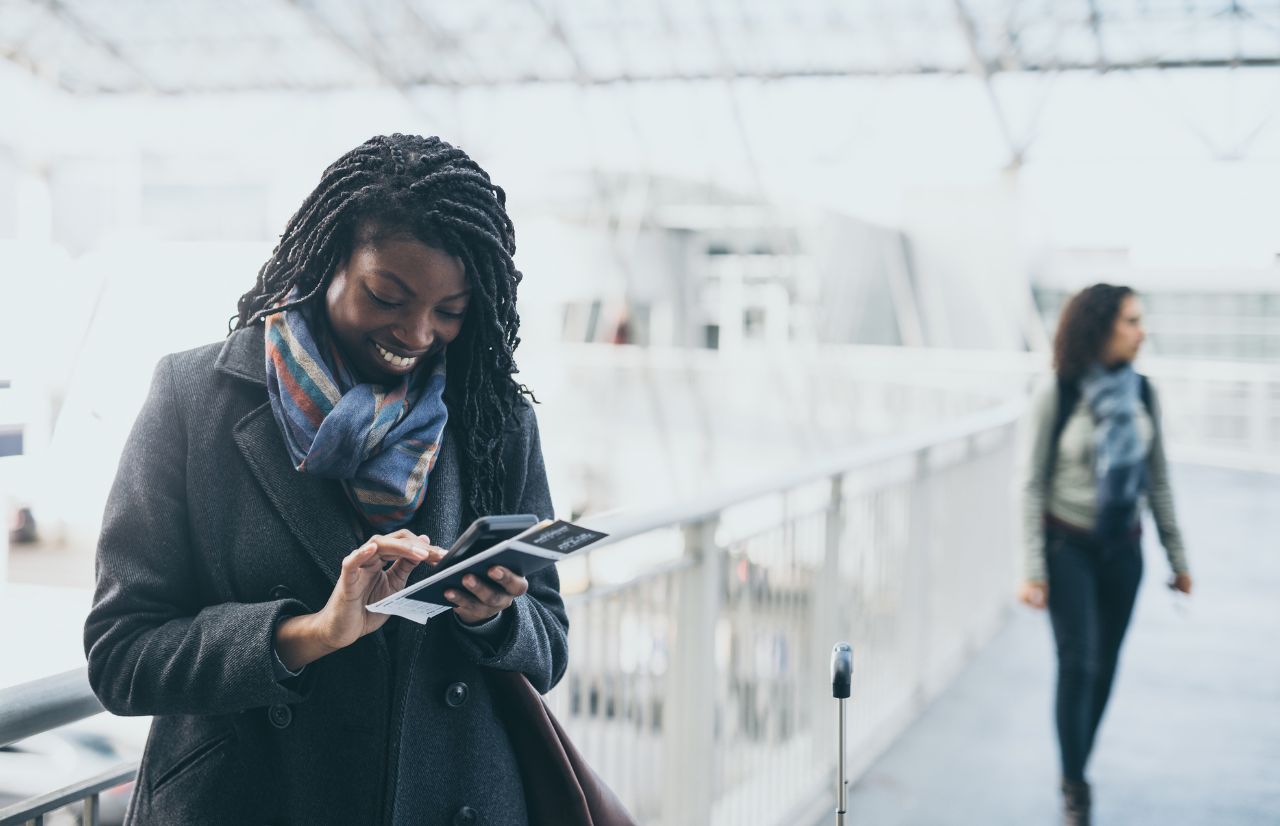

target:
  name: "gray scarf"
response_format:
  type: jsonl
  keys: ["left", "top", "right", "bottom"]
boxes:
{"left": 1080, "top": 362, "right": 1148, "bottom": 541}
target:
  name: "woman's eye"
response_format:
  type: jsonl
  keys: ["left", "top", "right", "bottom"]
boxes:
{"left": 366, "top": 289, "right": 400, "bottom": 309}
{"left": 438, "top": 309, "right": 465, "bottom": 320}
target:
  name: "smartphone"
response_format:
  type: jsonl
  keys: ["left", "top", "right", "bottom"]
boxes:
{"left": 435, "top": 514, "right": 539, "bottom": 570}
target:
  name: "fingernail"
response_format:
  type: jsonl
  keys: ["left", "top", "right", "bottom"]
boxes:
{"left": 445, "top": 590, "right": 457, "bottom": 600}
{"left": 464, "top": 576, "right": 476, "bottom": 587}
{"left": 491, "top": 568, "right": 504, "bottom": 580}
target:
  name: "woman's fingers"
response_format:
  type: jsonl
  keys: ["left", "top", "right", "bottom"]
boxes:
{"left": 383, "top": 557, "right": 419, "bottom": 591}
{"left": 345, "top": 537, "right": 438, "bottom": 571}
{"left": 342, "top": 542, "right": 378, "bottom": 571}
{"left": 488, "top": 567, "right": 528, "bottom": 597}
{"left": 1017, "top": 581, "right": 1048, "bottom": 610}
{"left": 365, "top": 534, "right": 443, "bottom": 565}
{"left": 445, "top": 587, "right": 482, "bottom": 611}
{"left": 339, "top": 543, "right": 432, "bottom": 595}
{"left": 458, "top": 574, "right": 509, "bottom": 608}
{"left": 461, "top": 569, "right": 528, "bottom": 605}
{"left": 445, "top": 568, "right": 529, "bottom": 623}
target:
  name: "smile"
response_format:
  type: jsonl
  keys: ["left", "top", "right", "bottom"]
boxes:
{"left": 373, "top": 341, "right": 420, "bottom": 369}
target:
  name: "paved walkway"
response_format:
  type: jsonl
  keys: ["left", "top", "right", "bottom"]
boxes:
{"left": 823, "top": 464, "right": 1280, "bottom": 825}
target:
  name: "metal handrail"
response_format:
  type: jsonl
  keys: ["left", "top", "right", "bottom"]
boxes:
{"left": 0, "top": 669, "right": 127, "bottom": 825}
{"left": 0, "top": 762, "right": 135, "bottom": 826}
{"left": 0, "top": 668, "right": 104, "bottom": 749}
{"left": 582, "top": 400, "right": 1024, "bottom": 542}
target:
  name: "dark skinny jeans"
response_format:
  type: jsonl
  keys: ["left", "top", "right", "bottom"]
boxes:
{"left": 1046, "top": 524, "right": 1143, "bottom": 782}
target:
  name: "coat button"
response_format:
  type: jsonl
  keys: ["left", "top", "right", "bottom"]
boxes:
{"left": 268, "top": 703, "right": 293, "bottom": 729}
{"left": 452, "top": 806, "right": 478, "bottom": 826}
{"left": 270, "top": 585, "right": 292, "bottom": 600}
{"left": 445, "top": 681, "right": 469, "bottom": 708}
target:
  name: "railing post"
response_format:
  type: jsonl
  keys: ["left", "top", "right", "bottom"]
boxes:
{"left": 812, "top": 474, "right": 845, "bottom": 766}
{"left": 1250, "top": 376, "right": 1268, "bottom": 463}
{"left": 662, "top": 516, "right": 721, "bottom": 826}
{"left": 907, "top": 448, "right": 935, "bottom": 704}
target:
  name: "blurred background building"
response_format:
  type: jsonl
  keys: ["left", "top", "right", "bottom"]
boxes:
{"left": 1, "top": 2, "right": 1278, "bottom": 824}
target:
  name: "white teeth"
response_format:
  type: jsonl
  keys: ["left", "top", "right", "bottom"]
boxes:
{"left": 374, "top": 343, "right": 418, "bottom": 368}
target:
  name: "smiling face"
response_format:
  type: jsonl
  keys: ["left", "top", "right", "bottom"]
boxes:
{"left": 323, "top": 231, "right": 471, "bottom": 384}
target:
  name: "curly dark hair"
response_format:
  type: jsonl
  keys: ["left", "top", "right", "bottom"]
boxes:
{"left": 231, "top": 133, "right": 533, "bottom": 520}
{"left": 1052, "top": 283, "right": 1136, "bottom": 383}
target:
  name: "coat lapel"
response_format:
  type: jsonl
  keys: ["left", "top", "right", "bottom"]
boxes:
{"left": 405, "top": 426, "right": 463, "bottom": 585}
{"left": 233, "top": 403, "right": 361, "bottom": 584}
{"left": 220, "top": 325, "right": 464, "bottom": 586}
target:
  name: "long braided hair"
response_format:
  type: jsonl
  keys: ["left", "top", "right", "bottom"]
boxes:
{"left": 232, "top": 134, "right": 533, "bottom": 519}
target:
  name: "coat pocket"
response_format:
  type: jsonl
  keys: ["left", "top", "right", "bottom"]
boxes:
{"left": 151, "top": 731, "right": 234, "bottom": 795}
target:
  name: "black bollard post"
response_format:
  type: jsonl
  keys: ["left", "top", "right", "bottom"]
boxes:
{"left": 830, "top": 642, "right": 853, "bottom": 825}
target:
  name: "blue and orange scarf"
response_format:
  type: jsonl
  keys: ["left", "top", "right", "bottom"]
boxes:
{"left": 263, "top": 295, "right": 448, "bottom": 531}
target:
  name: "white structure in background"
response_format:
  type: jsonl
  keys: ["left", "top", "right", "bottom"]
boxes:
{"left": 526, "top": 174, "right": 1038, "bottom": 354}
{"left": 17, "top": 241, "right": 270, "bottom": 551}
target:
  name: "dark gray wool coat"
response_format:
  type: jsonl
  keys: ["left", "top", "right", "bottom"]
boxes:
{"left": 83, "top": 324, "right": 569, "bottom": 826}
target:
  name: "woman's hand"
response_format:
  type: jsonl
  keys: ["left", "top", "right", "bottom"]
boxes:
{"left": 1170, "top": 572, "right": 1193, "bottom": 595}
{"left": 1018, "top": 580, "right": 1048, "bottom": 610}
{"left": 319, "top": 530, "right": 444, "bottom": 648}
{"left": 276, "top": 530, "right": 442, "bottom": 670}
{"left": 446, "top": 566, "right": 529, "bottom": 626}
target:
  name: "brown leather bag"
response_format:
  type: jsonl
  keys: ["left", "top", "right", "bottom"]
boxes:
{"left": 488, "top": 670, "right": 639, "bottom": 826}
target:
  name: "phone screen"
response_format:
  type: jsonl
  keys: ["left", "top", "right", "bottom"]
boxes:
{"left": 436, "top": 515, "right": 538, "bottom": 569}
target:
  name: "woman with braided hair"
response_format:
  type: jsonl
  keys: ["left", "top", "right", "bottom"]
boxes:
{"left": 84, "top": 134, "right": 568, "bottom": 825}
{"left": 1019, "top": 284, "right": 1193, "bottom": 826}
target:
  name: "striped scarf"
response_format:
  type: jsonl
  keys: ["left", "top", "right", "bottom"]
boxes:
{"left": 263, "top": 296, "right": 448, "bottom": 531}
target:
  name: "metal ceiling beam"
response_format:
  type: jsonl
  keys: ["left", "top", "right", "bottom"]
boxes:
{"left": 390, "top": 56, "right": 1280, "bottom": 88}
{"left": 283, "top": 0, "right": 439, "bottom": 118}
{"left": 525, "top": 0, "right": 594, "bottom": 84}
{"left": 400, "top": 3, "right": 481, "bottom": 86}
{"left": 952, "top": 0, "right": 1026, "bottom": 169}
{"left": 38, "top": 0, "right": 160, "bottom": 94}
{"left": 41, "top": 54, "right": 1280, "bottom": 96}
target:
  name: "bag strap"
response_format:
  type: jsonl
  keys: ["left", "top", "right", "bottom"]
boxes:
{"left": 488, "top": 670, "right": 638, "bottom": 826}
{"left": 1139, "top": 373, "right": 1154, "bottom": 423}
{"left": 1045, "top": 377, "right": 1080, "bottom": 488}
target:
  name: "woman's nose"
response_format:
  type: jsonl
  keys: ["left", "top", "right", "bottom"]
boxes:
{"left": 397, "top": 315, "right": 434, "bottom": 352}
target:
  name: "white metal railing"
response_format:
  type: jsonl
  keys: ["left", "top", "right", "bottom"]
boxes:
{"left": 1, "top": 402, "right": 1022, "bottom": 826}
{"left": 550, "top": 401, "right": 1023, "bottom": 826}
{"left": 1137, "top": 358, "right": 1280, "bottom": 473}
{"left": 0, "top": 670, "right": 132, "bottom": 826}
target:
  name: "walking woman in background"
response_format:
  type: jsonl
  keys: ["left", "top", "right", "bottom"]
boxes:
{"left": 84, "top": 134, "right": 568, "bottom": 825}
{"left": 1019, "top": 284, "right": 1193, "bottom": 826}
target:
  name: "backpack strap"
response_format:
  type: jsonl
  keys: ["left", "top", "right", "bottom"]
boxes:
{"left": 1045, "top": 376, "right": 1080, "bottom": 487}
